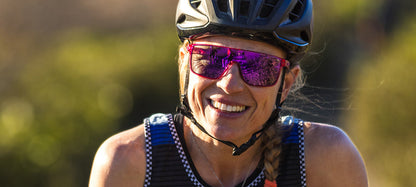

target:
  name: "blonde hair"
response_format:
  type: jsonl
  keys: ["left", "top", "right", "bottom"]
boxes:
{"left": 261, "top": 120, "right": 283, "bottom": 181}
{"left": 178, "top": 42, "right": 188, "bottom": 97}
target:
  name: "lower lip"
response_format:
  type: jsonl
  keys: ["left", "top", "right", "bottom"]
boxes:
{"left": 208, "top": 100, "right": 247, "bottom": 118}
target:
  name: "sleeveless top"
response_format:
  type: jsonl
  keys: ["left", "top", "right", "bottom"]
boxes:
{"left": 143, "top": 113, "right": 306, "bottom": 187}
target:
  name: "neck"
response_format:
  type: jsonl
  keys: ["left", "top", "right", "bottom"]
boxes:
{"left": 184, "top": 118, "right": 262, "bottom": 187}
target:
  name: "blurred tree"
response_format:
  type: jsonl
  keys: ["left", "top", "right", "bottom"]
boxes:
{"left": 0, "top": 0, "right": 179, "bottom": 186}
{"left": 345, "top": 18, "right": 416, "bottom": 187}
{"left": 1, "top": 0, "right": 416, "bottom": 186}
{"left": 288, "top": 0, "right": 375, "bottom": 124}
{"left": 0, "top": 28, "right": 179, "bottom": 186}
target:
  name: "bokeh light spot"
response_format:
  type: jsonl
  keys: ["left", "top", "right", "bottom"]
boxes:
{"left": 97, "top": 83, "right": 133, "bottom": 118}
{"left": 0, "top": 98, "right": 34, "bottom": 142}
{"left": 26, "top": 135, "right": 61, "bottom": 167}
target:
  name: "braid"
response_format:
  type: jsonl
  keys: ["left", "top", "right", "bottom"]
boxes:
{"left": 262, "top": 63, "right": 304, "bottom": 182}
{"left": 262, "top": 120, "right": 283, "bottom": 181}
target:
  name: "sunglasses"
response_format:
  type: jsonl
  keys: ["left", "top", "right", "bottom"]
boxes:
{"left": 187, "top": 44, "right": 290, "bottom": 87}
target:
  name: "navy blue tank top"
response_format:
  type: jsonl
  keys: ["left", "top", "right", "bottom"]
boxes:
{"left": 143, "top": 113, "right": 306, "bottom": 187}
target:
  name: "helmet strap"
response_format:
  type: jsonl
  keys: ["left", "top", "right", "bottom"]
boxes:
{"left": 176, "top": 67, "right": 287, "bottom": 156}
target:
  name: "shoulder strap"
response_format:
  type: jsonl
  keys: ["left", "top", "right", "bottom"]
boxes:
{"left": 144, "top": 113, "right": 198, "bottom": 187}
{"left": 277, "top": 115, "right": 307, "bottom": 187}
{"left": 145, "top": 113, "right": 175, "bottom": 146}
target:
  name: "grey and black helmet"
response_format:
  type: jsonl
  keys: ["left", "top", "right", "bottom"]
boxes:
{"left": 175, "top": 0, "right": 313, "bottom": 62}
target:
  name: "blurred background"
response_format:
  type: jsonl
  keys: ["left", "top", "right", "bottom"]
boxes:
{"left": 0, "top": 0, "right": 415, "bottom": 186}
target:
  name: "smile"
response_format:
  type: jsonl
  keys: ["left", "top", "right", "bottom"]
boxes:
{"left": 210, "top": 100, "right": 247, "bottom": 113}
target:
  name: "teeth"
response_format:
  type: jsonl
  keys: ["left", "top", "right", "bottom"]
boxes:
{"left": 211, "top": 100, "right": 246, "bottom": 113}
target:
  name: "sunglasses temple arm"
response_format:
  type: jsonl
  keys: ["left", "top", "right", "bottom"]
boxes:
{"left": 275, "top": 67, "right": 287, "bottom": 108}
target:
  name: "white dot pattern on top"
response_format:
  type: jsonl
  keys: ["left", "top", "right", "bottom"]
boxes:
{"left": 144, "top": 113, "right": 266, "bottom": 187}
{"left": 144, "top": 114, "right": 306, "bottom": 187}
{"left": 143, "top": 115, "right": 153, "bottom": 187}
{"left": 281, "top": 116, "right": 307, "bottom": 187}
{"left": 167, "top": 114, "right": 265, "bottom": 187}
{"left": 298, "top": 121, "right": 306, "bottom": 187}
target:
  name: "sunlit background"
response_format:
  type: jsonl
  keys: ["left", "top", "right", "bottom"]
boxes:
{"left": 0, "top": 0, "right": 415, "bottom": 186}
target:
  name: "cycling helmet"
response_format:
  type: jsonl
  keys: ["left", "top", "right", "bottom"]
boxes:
{"left": 176, "top": 0, "right": 313, "bottom": 62}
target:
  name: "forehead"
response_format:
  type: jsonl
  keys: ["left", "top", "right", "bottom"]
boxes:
{"left": 191, "top": 35, "right": 286, "bottom": 59}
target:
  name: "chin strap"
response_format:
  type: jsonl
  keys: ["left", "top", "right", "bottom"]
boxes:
{"left": 177, "top": 102, "right": 279, "bottom": 156}
{"left": 176, "top": 66, "right": 287, "bottom": 156}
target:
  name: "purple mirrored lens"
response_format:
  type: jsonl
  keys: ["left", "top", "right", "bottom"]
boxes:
{"left": 190, "top": 45, "right": 228, "bottom": 79}
{"left": 189, "top": 44, "right": 287, "bottom": 87}
{"left": 238, "top": 51, "right": 281, "bottom": 86}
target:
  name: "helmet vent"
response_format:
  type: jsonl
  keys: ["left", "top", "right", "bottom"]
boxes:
{"left": 177, "top": 14, "right": 186, "bottom": 24}
{"left": 217, "top": 0, "right": 229, "bottom": 12}
{"left": 300, "top": 31, "right": 309, "bottom": 42}
{"left": 289, "top": 0, "right": 306, "bottom": 22}
{"left": 260, "top": 0, "right": 279, "bottom": 18}
{"left": 190, "top": 0, "right": 202, "bottom": 8}
{"left": 239, "top": 0, "right": 250, "bottom": 17}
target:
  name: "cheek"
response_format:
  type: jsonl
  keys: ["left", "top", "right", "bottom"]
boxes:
{"left": 251, "top": 87, "right": 279, "bottom": 119}
{"left": 186, "top": 73, "right": 213, "bottom": 112}
{"left": 256, "top": 74, "right": 284, "bottom": 110}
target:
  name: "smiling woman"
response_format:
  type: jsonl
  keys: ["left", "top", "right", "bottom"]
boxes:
{"left": 89, "top": 0, "right": 368, "bottom": 187}
{"left": 181, "top": 36, "right": 289, "bottom": 144}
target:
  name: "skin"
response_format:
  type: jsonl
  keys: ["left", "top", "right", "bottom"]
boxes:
{"left": 183, "top": 36, "right": 287, "bottom": 145}
{"left": 89, "top": 36, "right": 368, "bottom": 187}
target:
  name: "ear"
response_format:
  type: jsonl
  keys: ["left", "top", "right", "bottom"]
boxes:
{"left": 179, "top": 45, "right": 187, "bottom": 62}
{"left": 281, "top": 65, "right": 301, "bottom": 102}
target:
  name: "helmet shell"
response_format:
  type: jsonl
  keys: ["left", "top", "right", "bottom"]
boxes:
{"left": 176, "top": 0, "right": 313, "bottom": 62}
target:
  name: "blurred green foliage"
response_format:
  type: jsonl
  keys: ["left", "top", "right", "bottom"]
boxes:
{"left": 0, "top": 0, "right": 416, "bottom": 186}
{"left": 345, "top": 19, "right": 416, "bottom": 187}
{"left": 0, "top": 27, "right": 179, "bottom": 186}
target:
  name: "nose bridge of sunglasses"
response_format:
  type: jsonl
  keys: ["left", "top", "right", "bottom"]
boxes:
{"left": 220, "top": 61, "right": 244, "bottom": 80}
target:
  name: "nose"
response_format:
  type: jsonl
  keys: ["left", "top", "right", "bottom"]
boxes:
{"left": 216, "top": 62, "right": 245, "bottom": 94}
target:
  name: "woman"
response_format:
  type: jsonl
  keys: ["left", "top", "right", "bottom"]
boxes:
{"left": 89, "top": 0, "right": 368, "bottom": 186}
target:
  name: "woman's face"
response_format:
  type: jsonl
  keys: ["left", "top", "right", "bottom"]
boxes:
{"left": 182, "top": 36, "right": 287, "bottom": 144}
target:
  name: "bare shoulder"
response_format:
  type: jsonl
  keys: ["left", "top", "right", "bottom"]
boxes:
{"left": 302, "top": 122, "right": 368, "bottom": 187}
{"left": 89, "top": 124, "right": 146, "bottom": 187}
